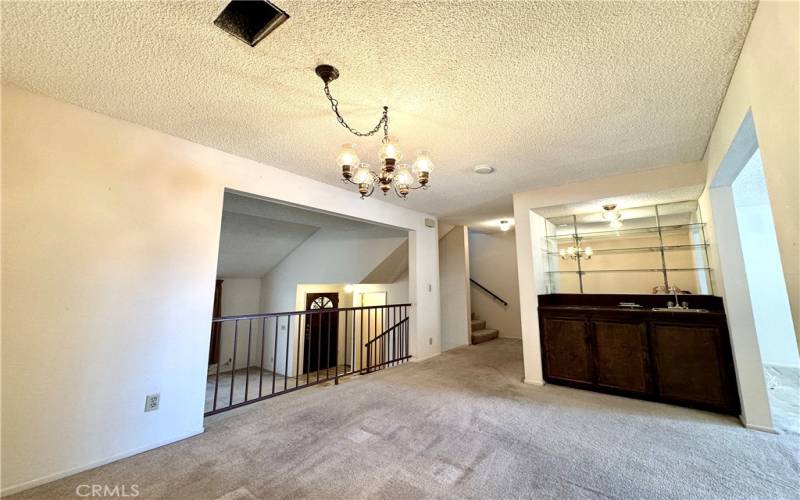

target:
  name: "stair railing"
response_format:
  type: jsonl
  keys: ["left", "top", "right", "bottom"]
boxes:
{"left": 365, "top": 317, "right": 411, "bottom": 373}
{"left": 470, "top": 278, "right": 508, "bottom": 306}
{"left": 205, "top": 303, "right": 411, "bottom": 416}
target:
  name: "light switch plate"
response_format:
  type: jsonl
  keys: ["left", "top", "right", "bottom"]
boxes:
{"left": 144, "top": 393, "right": 160, "bottom": 412}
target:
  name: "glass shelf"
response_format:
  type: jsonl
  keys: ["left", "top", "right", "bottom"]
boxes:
{"left": 544, "top": 200, "right": 713, "bottom": 295}
{"left": 546, "top": 267, "right": 711, "bottom": 274}
{"left": 545, "top": 243, "right": 709, "bottom": 256}
{"left": 546, "top": 223, "right": 706, "bottom": 241}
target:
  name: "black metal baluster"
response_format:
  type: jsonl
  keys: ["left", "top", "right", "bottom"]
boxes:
{"left": 303, "top": 314, "right": 311, "bottom": 385}
{"left": 284, "top": 316, "right": 290, "bottom": 392}
{"left": 326, "top": 310, "right": 331, "bottom": 381}
{"left": 244, "top": 319, "right": 252, "bottom": 402}
{"left": 259, "top": 317, "right": 266, "bottom": 397}
{"left": 296, "top": 314, "right": 302, "bottom": 388}
{"left": 334, "top": 310, "right": 340, "bottom": 385}
{"left": 360, "top": 308, "right": 364, "bottom": 374}
{"left": 212, "top": 320, "right": 222, "bottom": 412}
{"left": 272, "top": 316, "right": 279, "bottom": 394}
{"left": 317, "top": 310, "right": 322, "bottom": 383}
{"left": 229, "top": 320, "right": 239, "bottom": 407}
{"left": 344, "top": 310, "right": 349, "bottom": 376}
{"left": 352, "top": 310, "right": 356, "bottom": 374}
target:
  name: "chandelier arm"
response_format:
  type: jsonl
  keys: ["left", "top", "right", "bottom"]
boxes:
{"left": 324, "top": 82, "right": 389, "bottom": 137}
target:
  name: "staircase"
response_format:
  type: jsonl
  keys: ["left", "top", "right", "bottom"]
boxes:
{"left": 471, "top": 312, "right": 499, "bottom": 344}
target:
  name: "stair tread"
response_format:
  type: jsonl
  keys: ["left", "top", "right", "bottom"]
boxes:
{"left": 471, "top": 328, "right": 499, "bottom": 345}
{"left": 470, "top": 319, "right": 486, "bottom": 332}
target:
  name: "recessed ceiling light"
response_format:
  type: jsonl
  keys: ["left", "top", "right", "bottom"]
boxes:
{"left": 474, "top": 164, "right": 494, "bottom": 174}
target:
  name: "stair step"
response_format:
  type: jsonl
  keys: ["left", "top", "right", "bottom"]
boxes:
{"left": 471, "top": 329, "right": 499, "bottom": 345}
{"left": 470, "top": 319, "right": 486, "bottom": 332}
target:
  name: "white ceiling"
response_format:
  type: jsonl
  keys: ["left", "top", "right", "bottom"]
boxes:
{"left": 217, "top": 192, "right": 405, "bottom": 278}
{"left": 1, "top": 1, "right": 756, "bottom": 221}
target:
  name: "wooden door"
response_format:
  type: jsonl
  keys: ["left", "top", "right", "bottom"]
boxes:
{"left": 650, "top": 323, "right": 732, "bottom": 410}
{"left": 592, "top": 320, "right": 650, "bottom": 394}
{"left": 541, "top": 317, "right": 593, "bottom": 386}
{"left": 303, "top": 293, "right": 339, "bottom": 374}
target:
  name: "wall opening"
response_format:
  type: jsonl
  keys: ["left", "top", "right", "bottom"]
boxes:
{"left": 731, "top": 148, "right": 799, "bottom": 433}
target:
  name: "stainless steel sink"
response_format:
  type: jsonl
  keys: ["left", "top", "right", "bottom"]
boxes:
{"left": 652, "top": 307, "right": 710, "bottom": 313}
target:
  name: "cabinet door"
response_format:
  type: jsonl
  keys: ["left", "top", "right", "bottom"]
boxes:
{"left": 542, "top": 317, "right": 593, "bottom": 385}
{"left": 651, "top": 323, "right": 731, "bottom": 410}
{"left": 592, "top": 320, "right": 650, "bottom": 394}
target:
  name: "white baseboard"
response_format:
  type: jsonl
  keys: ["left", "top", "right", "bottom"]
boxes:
{"left": 524, "top": 378, "right": 545, "bottom": 386}
{"left": 744, "top": 422, "right": 778, "bottom": 434}
{"left": 1, "top": 427, "right": 205, "bottom": 496}
{"left": 413, "top": 352, "right": 441, "bottom": 362}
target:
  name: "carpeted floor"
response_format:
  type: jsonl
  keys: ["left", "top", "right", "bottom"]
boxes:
{"left": 11, "top": 339, "right": 800, "bottom": 499}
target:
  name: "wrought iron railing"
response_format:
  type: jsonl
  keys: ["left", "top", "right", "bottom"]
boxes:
{"left": 205, "top": 303, "right": 411, "bottom": 416}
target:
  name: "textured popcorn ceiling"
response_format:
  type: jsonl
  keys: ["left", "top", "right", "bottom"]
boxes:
{"left": 1, "top": 1, "right": 756, "bottom": 220}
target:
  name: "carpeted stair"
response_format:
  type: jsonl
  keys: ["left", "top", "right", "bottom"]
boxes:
{"left": 471, "top": 313, "right": 499, "bottom": 344}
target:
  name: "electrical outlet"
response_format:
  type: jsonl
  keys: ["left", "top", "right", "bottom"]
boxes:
{"left": 144, "top": 393, "right": 160, "bottom": 412}
{"left": 429, "top": 337, "right": 433, "bottom": 345}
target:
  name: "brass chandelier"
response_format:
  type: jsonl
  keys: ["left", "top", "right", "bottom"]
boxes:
{"left": 315, "top": 64, "right": 433, "bottom": 199}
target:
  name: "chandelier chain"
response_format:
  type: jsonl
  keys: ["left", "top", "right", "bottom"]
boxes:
{"left": 323, "top": 82, "right": 389, "bottom": 137}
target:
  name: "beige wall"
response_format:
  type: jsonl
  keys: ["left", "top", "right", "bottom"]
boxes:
{"left": 0, "top": 85, "right": 442, "bottom": 494}
{"left": 468, "top": 229, "right": 522, "bottom": 338}
{"left": 439, "top": 226, "right": 471, "bottom": 350}
{"left": 702, "top": 0, "right": 799, "bottom": 347}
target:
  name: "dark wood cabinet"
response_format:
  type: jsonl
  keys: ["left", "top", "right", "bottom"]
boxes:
{"left": 592, "top": 320, "right": 650, "bottom": 395}
{"left": 538, "top": 294, "right": 739, "bottom": 415}
{"left": 650, "top": 323, "right": 733, "bottom": 410}
{"left": 541, "top": 317, "right": 593, "bottom": 386}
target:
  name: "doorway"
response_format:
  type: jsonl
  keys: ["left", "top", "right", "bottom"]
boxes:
{"left": 709, "top": 111, "right": 798, "bottom": 432}
{"left": 303, "top": 292, "right": 339, "bottom": 374}
{"left": 731, "top": 148, "right": 799, "bottom": 433}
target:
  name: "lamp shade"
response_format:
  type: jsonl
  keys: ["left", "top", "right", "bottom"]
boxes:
{"left": 394, "top": 167, "right": 414, "bottom": 187}
{"left": 352, "top": 164, "right": 373, "bottom": 184}
{"left": 379, "top": 136, "right": 401, "bottom": 163}
{"left": 336, "top": 143, "right": 359, "bottom": 167}
{"left": 412, "top": 151, "right": 434, "bottom": 173}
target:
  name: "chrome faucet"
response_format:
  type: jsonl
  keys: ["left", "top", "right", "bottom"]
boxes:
{"left": 667, "top": 285, "right": 687, "bottom": 309}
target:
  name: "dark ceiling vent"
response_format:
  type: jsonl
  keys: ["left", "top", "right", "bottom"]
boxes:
{"left": 214, "top": 0, "right": 289, "bottom": 47}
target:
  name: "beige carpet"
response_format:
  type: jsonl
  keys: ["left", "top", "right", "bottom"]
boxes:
{"left": 10, "top": 339, "right": 800, "bottom": 499}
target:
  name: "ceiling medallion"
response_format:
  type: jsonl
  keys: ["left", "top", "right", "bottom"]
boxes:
{"left": 315, "top": 64, "right": 433, "bottom": 199}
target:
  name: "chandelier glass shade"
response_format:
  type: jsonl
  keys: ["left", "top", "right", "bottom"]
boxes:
{"left": 560, "top": 245, "right": 593, "bottom": 260}
{"left": 316, "top": 64, "right": 433, "bottom": 199}
{"left": 602, "top": 204, "right": 624, "bottom": 229}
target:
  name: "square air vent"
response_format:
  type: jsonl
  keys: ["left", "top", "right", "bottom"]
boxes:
{"left": 214, "top": 0, "right": 289, "bottom": 47}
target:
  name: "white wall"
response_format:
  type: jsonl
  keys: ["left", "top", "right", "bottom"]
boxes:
{"left": 732, "top": 154, "right": 798, "bottom": 369}
{"left": 0, "top": 85, "right": 441, "bottom": 494}
{"left": 260, "top": 228, "right": 406, "bottom": 314}
{"left": 702, "top": 0, "right": 799, "bottom": 348}
{"left": 735, "top": 203, "right": 799, "bottom": 368}
{"left": 468, "top": 230, "right": 522, "bottom": 339}
{"left": 439, "top": 226, "right": 471, "bottom": 350}
{"left": 257, "top": 230, "right": 407, "bottom": 375}
{"left": 217, "top": 278, "right": 262, "bottom": 369}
